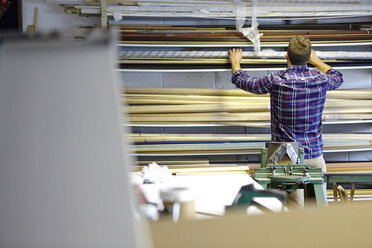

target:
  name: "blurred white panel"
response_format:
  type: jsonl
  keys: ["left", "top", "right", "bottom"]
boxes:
{"left": 0, "top": 34, "right": 144, "bottom": 248}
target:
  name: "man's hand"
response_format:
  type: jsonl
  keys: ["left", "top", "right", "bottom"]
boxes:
{"left": 229, "top": 48, "right": 242, "bottom": 64}
{"left": 308, "top": 49, "right": 332, "bottom": 73}
{"left": 229, "top": 48, "right": 242, "bottom": 74}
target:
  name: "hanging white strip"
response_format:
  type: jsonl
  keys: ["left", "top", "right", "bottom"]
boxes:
{"left": 238, "top": 1, "right": 261, "bottom": 52}
{"left": 234, "top": 0, "right": 246, "bottom": 31}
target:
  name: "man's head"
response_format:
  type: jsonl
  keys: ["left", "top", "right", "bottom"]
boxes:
{"left": 286, "top": 35, "right": 311, "bottom": 66}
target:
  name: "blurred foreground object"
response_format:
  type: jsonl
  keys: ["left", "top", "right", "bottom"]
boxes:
{"left": 0, "top": 32, "right": 148, "bottom": 247}
{"left": 150, "top": 201, "right": 372, "bottom": 248}
{"left": 0, "top": 0, "right": 11, "bottom": 19}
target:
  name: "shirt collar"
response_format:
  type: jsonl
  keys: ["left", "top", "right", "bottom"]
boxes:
{"left": 283, "top": 65, "right": 309, "bottom": 75}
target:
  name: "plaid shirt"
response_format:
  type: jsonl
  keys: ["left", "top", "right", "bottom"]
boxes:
{"left": 232, "top": 66, "right": 343, "bottom": 159}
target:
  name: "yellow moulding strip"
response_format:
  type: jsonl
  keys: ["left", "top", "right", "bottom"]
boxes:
{"left": 123, "top": 94, "right": 269, "bottom": 101}
{"left": 133, "top": 144, "right": 372, "bottom": 153}
{"left": 128, "top": 113, "right": 372, "bottom": 122}
{"left": 123, "top": 87, "right": 264, "bottom": 96}
{"left": 125, "top": 104, "right": 372, "bottom": 114}
{"left": 127, "top": 121, "right": 271, "bottom": 127}
{"left": 127, "top": 103, "right": 270, "bottom": 114}
{"left": 135, "top": 160, "right": 210, "bottom": 165}
{"left": 119, "top": 58, "right": 347, "bottom": 64}
{"left": 123, "top": 87, "right": 372, "bottom": 99}
{"left": 129, "top": 133, "right": 372, "bottom": 142}
{"left": 119, "top": 40, "right": 372, "bottom": 45}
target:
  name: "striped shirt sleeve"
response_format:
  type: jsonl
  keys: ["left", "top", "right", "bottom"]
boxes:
{"left": 323, "top": 69, "right": 344, "bottom": 90}
{"left": 231, "top": 70, "right": 273, "bottom": 94}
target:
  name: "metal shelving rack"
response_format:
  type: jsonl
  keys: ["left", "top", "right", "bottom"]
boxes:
{"left": 111, "top": 5, "right": 372, "bottom": 160}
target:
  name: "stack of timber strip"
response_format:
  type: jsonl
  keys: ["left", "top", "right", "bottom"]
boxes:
{"left": 131, "top": 162, "right": 372, "bottom": 174}
{"left": 124, "top": 87, "right": 372, "bottom": 156}
{"left": 130, "top": 133, "right": 372, "bottom": 155}
{"left": 115, "top": 23, "right": 372, "bottom": 69}
{"left": 117, "top": 24, "right": 372, "bottom": 44}
{"left": 246, "top": 162, "right": 372, "bottom": 173}
{"left": 124, "top": 87, "right": 372, "bottom": 125}
{"left": 61, "top": 1, "right": 372, "bottom": 20}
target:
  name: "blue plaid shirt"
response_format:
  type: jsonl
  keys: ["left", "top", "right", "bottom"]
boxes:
{"left": 232, "top": 66, "right": 343, "bottom": 159}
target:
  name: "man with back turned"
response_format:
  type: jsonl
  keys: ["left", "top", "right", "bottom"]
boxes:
{"left": 229, "top": 35, "right": 343, "bottom": 172}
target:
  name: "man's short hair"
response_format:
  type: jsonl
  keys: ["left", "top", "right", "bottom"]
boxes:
{"left": 287, "top": 35, "right": 311, "bottom": 65}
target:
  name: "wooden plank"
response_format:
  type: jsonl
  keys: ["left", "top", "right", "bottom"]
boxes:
{"left": 123, "top": 93, "right": 269, "bottom": 102}
{"left": 129, "top": 133, "right": 372, "bottom": 143}
{"left": 324, "top": 167, "right": 372, "bottom": 172}
{"left": 128, "top": 112, "right": 271, "bottom": 122}
{"left": 128, "top": 113, "right": 372, "bottom": 122}
{"left": 127, "top": 103, "right": 270, "bottom": 114}
{"left": 135, "top": 160, "right": 210, "bottom": 166}
{"left": 120, "top": 57, "right": 349, "bottom": 65}
{"left": 169, "top": 166, "right": 249, "bottom": 174}
{"left": 119, "top": 39, "right": 372, "bottom": 45}
{"left": 124, "top": 87, "right": 263, "bottom": 97}
{"left": 327, "top": 162, "right": 372, "bottom": 168}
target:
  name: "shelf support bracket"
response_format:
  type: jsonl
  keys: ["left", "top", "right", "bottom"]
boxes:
{"left": 101, "top": 0, "right": 107, "bottom": 30}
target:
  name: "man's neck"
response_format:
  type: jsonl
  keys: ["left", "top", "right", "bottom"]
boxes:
{"left": 287, "top": 63, "right": 307, "bottom": 67}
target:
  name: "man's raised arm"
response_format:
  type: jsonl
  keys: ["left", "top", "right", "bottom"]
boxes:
{"left": 229, "top": 48, "right": 242, "bottom": 74}
{"left": 308, "top": 49, "right": 332, "bottom": 73}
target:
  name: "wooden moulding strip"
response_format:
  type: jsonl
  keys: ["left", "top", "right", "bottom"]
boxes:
{"left": 119, "top": 58, "right": 289, "bottom": 64}
{"left": 125, "top": 99, "right": 209, "bottom": 105}
{"left": 127, "top": 103, "right": 270, "bottom": 114}
{"left": 133, "top": 136, "right": 249, "bottom": 142}
{"left": 326, "top": 90, "right": 372, "bottom": 100}
{"left": 327, "top": 162, "right": 372, "bottom": 168}
{"left": 175, "top": 171, "right": 249, "bottom": 176}
{"left": 128, "top": 112, "right": 271, "bottom": 122}
{"left": 129, "top": 133, "right": 372, "bottom": 143}
{"left": 119, "top": 36, "right": 372, "bottom": 44}
{"left": 168, "top": 166, "right": 250, "bottom": 174}
{"left": 113, "top": 23, "right": 370, "bottom": 31}
{"left": 119, "top": 30, "right": 372, "bottom": 35}
{"left": 327, "top": 189, "right": 372, "bottom": 196}
{"left": 135, "top": 160, "right": 210, "bottom": 165}
{"left": 123, "top": 94, "right": 269, "bottom": 102}
{"left": 125, "top": 105, "right": 372, "bottom": 114}
{"left": 113, "top": 24, "right": 228, "bottom": 30}
{"left": 124, "top": 87, "right": 372, "bottom": 99}
{"left": 327, "top": 167, "right": 372, "bottom": 172}
{"left": 134, "top": 150, "right": 261, "bottom": 155}
{"left": 119, "top": 39, "right": 372, "bottom": 45}
{"left": 119, "top": 33, "right": 372, "bottom": 40}
{"left": 123, "top": 87, "right": 266, "bottom": 97}
{"left": 123, "top": 96, "right": 372, "bottom": 107}
{"left": 128, "top": 121, "right": 271, "bottom": 128}
{"left": 133, "top": 143, "right": 372, "bottom": 153}
{"left": 124, "top": 105, "right": 372, "bottom": 113}
{"left": 119, "top": 58, "right": 354, "bottom": 65}
{"left": 323, "top": 107, "right": 372, "bottom": 114}
{"left": 325, "top": 99, "right": 372, "bottom": 108}
{"left": 128, "top": 113, "right": 372, "bottom": 122}
{"left": 124, "top": 98, "right": 268, "bottom": 105}
{"left": 323, "top": 113, "right": 372, "bottom": 120}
